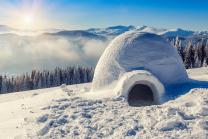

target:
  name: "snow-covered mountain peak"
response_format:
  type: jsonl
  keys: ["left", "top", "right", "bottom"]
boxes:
{"left": 0, "top": 24, "right": 207, "bottom": 38}
{"left": 87, "top": 25, "right": 201, "bottom": 38}
{"left": 87, "top": 25, "right": 136, "bottom": 36}
{"left": 137, "top": 26, "right": 167, "bottom": 35}
{"left": 135, "top": 26, "right": 197, "bottom": 37}
{"left": 163, "top": 28, "right": 195, "bottom": 37}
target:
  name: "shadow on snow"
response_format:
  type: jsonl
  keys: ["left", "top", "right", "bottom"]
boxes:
{"left": 164, "top": 79, "right": 208, "bottom": 102}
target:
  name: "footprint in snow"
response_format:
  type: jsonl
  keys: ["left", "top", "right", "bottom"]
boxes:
{"left": 198, "top": 106, "right": 208, "bottom": 116}
{"left": 184, "top": 101, "right": 196, "bottom": 107}
{"left": 198, "top": 120, "right": 208, "bottom": 130}
{"left": 38, "top": 115, "right": 69, "bottom": 136}
{"left": 156, "top": 119, "right": 187, "bottom": 131}
{"left": 37, "top": 114, "right": 49, "bottom": 123}
{"left": 126, "top": 129, "right": 137, "bottom": 136}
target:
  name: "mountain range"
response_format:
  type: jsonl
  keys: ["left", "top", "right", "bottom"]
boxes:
{"left": 0, "top": 24, "right": 207, "bottom": 40}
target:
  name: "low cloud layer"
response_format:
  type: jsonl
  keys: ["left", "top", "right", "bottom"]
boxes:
{"left": 0, "top": 34, "right": 109, "bottom": 74}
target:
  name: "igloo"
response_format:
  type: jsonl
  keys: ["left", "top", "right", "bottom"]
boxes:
{"left": 91, "top": 31, "right": 188, "bottom": 106}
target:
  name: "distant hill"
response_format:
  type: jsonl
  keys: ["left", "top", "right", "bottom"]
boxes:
{"left": 0, "top": 24, "right": 207, "bottom": 38}
{"left": 87, "top": 25, "right": 136, "bottom": 36}
{"left": 44, "top": 30, "right": 106, "bottom": 41}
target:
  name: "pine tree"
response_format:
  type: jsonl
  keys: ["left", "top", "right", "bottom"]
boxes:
{"left": 184, "top": 42, "right": 195, "bottom": 69}
{"left": 205, "top": 40, "right": 208, "bottom": 66}
{"left": 175, "top": 38, "right": 185, "bottom": 62}
{"left": 0, "top": 66, "right": 94, "bottom": 94}
{"left": 195, "top": 39, "right": 206, "bottom": 67}
{"left": 0, "top": 76, "right": 2, "bottom": 93}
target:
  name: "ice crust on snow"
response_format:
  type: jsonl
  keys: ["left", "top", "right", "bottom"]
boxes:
{"left": 91, "top": 31, "right": 188, "bottom": 96}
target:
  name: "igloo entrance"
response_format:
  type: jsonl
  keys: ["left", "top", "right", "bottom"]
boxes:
{"left": 128, "top": 84, "right": 156, "bottom": 107}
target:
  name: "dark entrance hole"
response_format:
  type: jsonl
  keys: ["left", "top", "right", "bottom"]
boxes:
{"left": 128, "top": 84, "right": 155, "bottom": 107}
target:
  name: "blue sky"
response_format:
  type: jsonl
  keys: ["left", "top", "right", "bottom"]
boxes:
{"left": 0, "top": 0, "right": 208, "bottom": 31}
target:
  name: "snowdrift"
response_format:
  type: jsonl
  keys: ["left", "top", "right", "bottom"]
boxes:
{"left": 91, "top": 31, "right": 188, "bottom": 105}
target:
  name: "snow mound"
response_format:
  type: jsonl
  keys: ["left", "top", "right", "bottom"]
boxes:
{"left": 91, "top": 31, "right": 188, "bottom": 98}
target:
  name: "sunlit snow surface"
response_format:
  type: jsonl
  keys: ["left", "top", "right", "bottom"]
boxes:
{"left": 0, "top": 68, "right": 208, "bottom": 139}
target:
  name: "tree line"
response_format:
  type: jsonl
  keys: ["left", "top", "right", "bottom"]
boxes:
{"left": 0, "top": 66, "right": 94, "bottom": 94}
{"left": 168, "top": 37, "right": 208, "bottom": 69}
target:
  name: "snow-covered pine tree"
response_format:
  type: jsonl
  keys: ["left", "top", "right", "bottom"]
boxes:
{"left": 205, "top": 40, "right": 208, "bottom": 66}
{"left": 0, "top": 66, "right": 94, "bottom": 94}
{"left": 174, "top": 37, "right": 185, "bottom": 62}
{"left": 195, "top": 39, "right": 206, "bottom": 67}
{"left": 184, "top": 42, "right": 195, "bottom": 69}
{"left": 0, "top": 76, "right": 2, "bottom": 93}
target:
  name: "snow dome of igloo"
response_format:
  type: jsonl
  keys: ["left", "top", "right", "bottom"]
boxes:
{"left": 91, "top": 31, "right": 188, "bottom": 106}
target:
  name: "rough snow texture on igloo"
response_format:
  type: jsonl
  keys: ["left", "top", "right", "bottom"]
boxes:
{"left": 91, "top": 31, "right": 188, "bottom": 91}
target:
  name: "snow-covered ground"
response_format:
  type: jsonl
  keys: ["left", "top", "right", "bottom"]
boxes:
{"left": 0, "top": 68, "right": 208, "bottom": 139}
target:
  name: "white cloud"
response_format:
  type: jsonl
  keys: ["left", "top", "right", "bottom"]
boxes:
{"left": 0, "top": 34, "right": 109, "bottom": 74}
